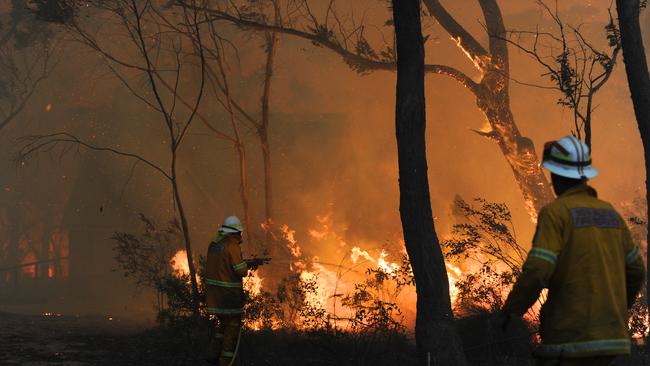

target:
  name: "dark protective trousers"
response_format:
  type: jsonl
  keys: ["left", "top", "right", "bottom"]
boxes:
{"left": 206, "top": 314, "right": 242, "bottom": 366}
{"left": 536, "top": 356, "right": 615, "bottom": 366}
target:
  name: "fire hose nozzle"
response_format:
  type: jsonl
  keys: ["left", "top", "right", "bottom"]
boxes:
{"left": 244, "top": 257, "right": 272, "bottom": 269}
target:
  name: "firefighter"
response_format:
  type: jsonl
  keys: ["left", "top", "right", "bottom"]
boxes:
{"left": 205, "top": 215, "right": 251, "bottom": 366}
{"left": 500, "top": 135, "right": 646, "bottom": 366}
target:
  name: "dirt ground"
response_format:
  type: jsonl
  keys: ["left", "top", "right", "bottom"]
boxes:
{"left": 0, "top": 311, "right": 418, "bottom": 366}
{"left": 0, "top": 311, "right": 206, "bottom": 366}
{"left": 0, "top": 311, "right": 646, "bottom": 366}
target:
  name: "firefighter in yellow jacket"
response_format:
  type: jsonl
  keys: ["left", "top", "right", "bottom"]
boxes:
{"left": 205, "top": 215, "right": 250, "bottom": 366}
{"left": 501, "top": 136, "right": 645, "bottom": 366}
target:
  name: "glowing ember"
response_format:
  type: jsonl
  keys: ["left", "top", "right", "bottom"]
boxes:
{"left": 478, "top": 119, "right": 493, "bottom": 134}
{"left": 42, "top": 312, "right": 62, "bottom": 317}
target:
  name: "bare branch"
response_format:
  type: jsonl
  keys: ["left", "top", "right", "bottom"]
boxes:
{"left": 17, "top": 132, "right": 172, "bottom": 181}
{"left": 176, "top": 1, "right": 481, "bottom": 94}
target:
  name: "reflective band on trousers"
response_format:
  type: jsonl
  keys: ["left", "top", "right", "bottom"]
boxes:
{"left": 537, "top": 338, "right": 630, "bottom": 357}
{"left": 626, "top": 246, "right": 640, "bottom": 264}
{"left": 528, "top": 247, "right": 558, "bottom": 266}
{"left": 233, "top": 262, "right": 247, "bottom": 271}
{"left": 221, "top": 351, "right": 235, "bottom": 358}
{"left": 205, "top": 278, "right": 242, "bottom": 288}
{"left": 215, "top": 333, "right": 224, "bottom": 339}
{"left": 207, "top": 307, "right": 243, "bottom": 315}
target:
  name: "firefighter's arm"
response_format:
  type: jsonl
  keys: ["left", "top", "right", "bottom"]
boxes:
{"left": 622, "top": 227, "right": 645, "bottom": 309}
{"left": 502, "top": 258, "right": 555, "bottom": 316}
{"left": 502, "top": 207, "right": 562, "bottom": 316}
{"left": 227, "top": 242, "right": 248, "bottom": 277}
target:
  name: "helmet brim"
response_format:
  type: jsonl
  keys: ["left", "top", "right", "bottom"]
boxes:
{"left": 219, "top": 226, "right": 243, "bottom": 234}
{"left": 542, "top": 160, "right": 598, "bottom": 179}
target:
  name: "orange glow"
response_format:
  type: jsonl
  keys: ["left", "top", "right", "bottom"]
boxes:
{"left": 171, "top": 250, "right": 190, "bottom": 276}
{"left": 244, "top": 271, "right": 263, "bottom": 296}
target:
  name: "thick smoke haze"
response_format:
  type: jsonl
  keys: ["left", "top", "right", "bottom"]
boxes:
{"left": 0, "top": 0, "right": 646, "bottom": 320}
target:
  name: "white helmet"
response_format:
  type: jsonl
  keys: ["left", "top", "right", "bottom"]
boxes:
{"left": 542, "top": 135, "right": 598, "bottom": 179}
{"left": 219, "top": 215, "right": 243, "bottom": 233}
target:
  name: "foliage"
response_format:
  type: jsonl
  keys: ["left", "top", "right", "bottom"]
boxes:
{"left": 111, "top": 214, "right": 189, "bottom": 321}
{"left": 443, "top": 198, "right": 523, "bottom": 314}
{"left": 338, "top": 254, "right": 411, "bottom": 332}
{"left": 454, "top": 263, "right": 518, "bottom": 314}
{"left": 444, "top": 198, "right": 526, "bottom": 271}
{"left": 506, "top": 2, "right": 621, "bottom": 145}
{"left": 111, "top": 215, "right": 181, "bottom": 288}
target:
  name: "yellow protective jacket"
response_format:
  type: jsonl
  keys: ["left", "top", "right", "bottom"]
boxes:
{"left": 502, "top": 184, "right": 645, "bottom": 358}
{"left": 205, "top": 234, "right": 248, "bottom": 316}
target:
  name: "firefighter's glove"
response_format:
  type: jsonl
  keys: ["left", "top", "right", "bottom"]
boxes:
{"left": 246, "top": 261, "right": 260, "bottom": 271}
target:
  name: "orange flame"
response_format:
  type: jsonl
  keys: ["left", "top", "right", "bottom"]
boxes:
{"left": 171, "top": 250, "right": 190, "bottom": 276}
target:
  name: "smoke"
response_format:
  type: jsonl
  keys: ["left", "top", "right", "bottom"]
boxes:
{"left": 0, "top": 0, "right": 645, "bottom": 318}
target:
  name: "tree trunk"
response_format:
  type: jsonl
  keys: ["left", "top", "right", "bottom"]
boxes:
{"left": 260, "top": 29, "right": 279, "bottom": 236}
{"left": 260, "top": 129, "right": 273, "bottom": 248}
{"left": 392, "top": 1, "right": 467, "bottom": 364}
{"left": 171, "top": 154, "right": 200, "bottom": 315}
{"left": 235, "top": 141, "right": 253, "bottom": 252}
{"left": 615, "top": 0, "right": 650, "bottom": 349}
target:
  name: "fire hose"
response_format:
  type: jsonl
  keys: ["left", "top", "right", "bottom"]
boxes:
{"left": 228, "top": 326, "right": 242, "bottom": 366}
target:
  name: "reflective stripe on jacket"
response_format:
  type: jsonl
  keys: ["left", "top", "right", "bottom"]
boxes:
{"left": 205, "top": 234, "right": 248, "bottom": 314}
{"left": 502, "top": 184, "right": 645, "bottom": 357}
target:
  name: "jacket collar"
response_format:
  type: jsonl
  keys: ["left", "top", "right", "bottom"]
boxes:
{"left": 558, "top": 184, "right": 598, "bottom": 199}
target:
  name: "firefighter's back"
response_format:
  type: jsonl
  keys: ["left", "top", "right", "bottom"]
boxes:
{"left": 205, "top": 235, "right": 245, "bottom": 315}
{"left": 540, "top": 186, "right": 633, "bottom": 355}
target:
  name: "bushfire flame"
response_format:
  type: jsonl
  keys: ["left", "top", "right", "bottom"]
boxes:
{"left": 171, "top": 250, "right": 190, "bottom": 276}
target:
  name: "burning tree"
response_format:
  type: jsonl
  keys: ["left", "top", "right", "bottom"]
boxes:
{"left": 178, "top": 0, "right": 556, "bottom": 219}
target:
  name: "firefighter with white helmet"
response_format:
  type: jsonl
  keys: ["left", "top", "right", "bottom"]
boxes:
{"left": 501, "top": 135, "right": 645, "bottom": 366}
{"left": 204, "top": 215, "right": 249, "bottom": 366}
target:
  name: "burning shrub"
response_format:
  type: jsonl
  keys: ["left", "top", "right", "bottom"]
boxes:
{"left": 620, "top": 197, "right": 649, "bottom": 341}
{"left": 341, "top": 256, "right": 413, "bottom": 332}
{"left": 243, "top": 272, "right": 330, "bottom": 330}
{"left": 443, "top": 198, "right": 527, "bottom": 315}
{"left": 454, "top": 263, "right": 518, "bottom": 314}
{"left": 630, "top": 285, "right": 649, "bottom": 341}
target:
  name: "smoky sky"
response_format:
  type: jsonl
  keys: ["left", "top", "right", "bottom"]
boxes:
{"left": 0, "top": 0, "right": 647, "bottom": 317}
